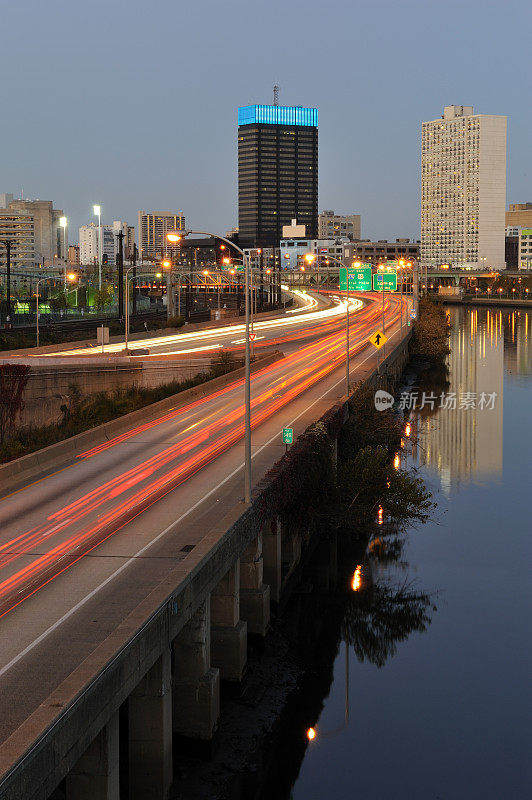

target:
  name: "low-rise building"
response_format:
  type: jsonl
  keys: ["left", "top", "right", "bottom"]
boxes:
{"left": 505, "top": 203, "right": 532, "bottom": 230}
{"left": 318, "top": 210, "right": 360, "bottom": 241}
{"left": 518, "top": 229, "right": 532, "bottom": 270}
{"left": 343, "top": 238, "right": 420, "bottom": 264}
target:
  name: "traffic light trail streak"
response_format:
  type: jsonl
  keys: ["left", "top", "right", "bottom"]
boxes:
{"left": 0, "top": 293, "right": 405, "bottom": 619}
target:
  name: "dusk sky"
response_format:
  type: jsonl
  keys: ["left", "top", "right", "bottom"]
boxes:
{"left": 3, "top": 0, "right": 530, "bottom": 244}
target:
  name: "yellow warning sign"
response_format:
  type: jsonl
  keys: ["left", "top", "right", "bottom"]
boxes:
{"left": 369, "top": 330, "right": 388, "bottom": 349}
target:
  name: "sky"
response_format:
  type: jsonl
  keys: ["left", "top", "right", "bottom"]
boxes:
{"left": 2, "top": 0, "right": 530, "bottom": 245}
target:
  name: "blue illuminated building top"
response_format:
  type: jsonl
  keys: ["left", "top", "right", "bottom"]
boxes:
{"left": 238, "top": 104, "right": 318, "bottom": 127}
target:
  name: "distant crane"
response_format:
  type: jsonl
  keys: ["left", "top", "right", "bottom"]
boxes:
{"left": 273, "top": 84, "right": 280, "bottom": 106}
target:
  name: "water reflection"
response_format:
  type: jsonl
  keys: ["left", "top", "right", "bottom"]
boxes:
{"left": 412, "top": 307, "right": 526, "bottom": 493}
{"left": 343, "top": 530, "right": 436, "bottom": 669}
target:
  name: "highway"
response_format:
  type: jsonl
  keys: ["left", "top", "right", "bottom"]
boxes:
{"left": 34, "top": 290, "right": 358, "bottom": 358}
{"left": 0, "top": 290, "right": 408, "bottom": 748}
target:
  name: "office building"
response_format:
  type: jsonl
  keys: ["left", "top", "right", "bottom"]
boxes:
{"left": 421, "top": 105, "right": 506, "bottom": 270}
{"left": 343, "top": 239, "right": 420, "bottom": 264}
{"left": 138, "top": 212, "right": 185, "bottom": 259}
{"left": 279, "top": 237, "right": 348, "bottom": 270}
{"left": 7, "top": 198, "right": 67, "bottom": 263}
{"left": 0, "top": 209, "right": 35, "bottom": 269}
{"left": 318, "top": 210, "right": 360, "bottom": 241}
{"left": 238, "top": 104, "right": 318, "bottom": 249}
{"left": 505, "top": 203, "right": 532, "bottom": 229}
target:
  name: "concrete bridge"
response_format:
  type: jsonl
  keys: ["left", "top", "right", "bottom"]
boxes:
{"left": 0, "top": 324, "right": 410, "bottom": 800}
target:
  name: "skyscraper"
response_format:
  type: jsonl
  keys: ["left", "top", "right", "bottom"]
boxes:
{"left": 421, "top": 105, "right": 506, "bottom": 270}
{"left": 238, "top": 104, "right": 318, "bottom": 249}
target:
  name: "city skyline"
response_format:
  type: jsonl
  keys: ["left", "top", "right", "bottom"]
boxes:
{"left": 1, "top": 0, "right": 529, "bottom": 244}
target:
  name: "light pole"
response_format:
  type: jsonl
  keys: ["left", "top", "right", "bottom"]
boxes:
{"left": 93, "top": 205, "right": 102, "bottom": 289}
{"left": 59, "top": 216, "right": 67, "bottom": 288}
{"left": 0, "top": 240, "right": 13, "bottom": 327}
{"left": 168, "top": 230, "right": 252, "bottom": 503}
{"left": 307, "top": 251, "right": 352, "bottom": 395}
{"left": 124, "top": 267, "right": 164, "bottom": 352}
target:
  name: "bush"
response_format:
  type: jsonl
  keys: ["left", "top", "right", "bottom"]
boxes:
{"left": 164, "top": 315, "right": 185, "bottom": 329}
{"left": 410, "top": 297, "right": 450, "bottom": 363}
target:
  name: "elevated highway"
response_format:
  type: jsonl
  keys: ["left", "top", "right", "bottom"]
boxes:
{"left": 0, "top": 291, "right": 410, "bottom": 799}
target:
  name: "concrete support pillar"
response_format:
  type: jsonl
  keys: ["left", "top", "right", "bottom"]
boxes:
{"left": 281, "top": 529, "right": 302, "bottom": 580}
{"left": 263, "top": 517, "right": 282, "bottom": 604}
{"left": 172, "top": 599, "right": 219, "bottom": 741}
{"left": 66, "top": 712, "right": 119, "bottom": 800}
{"left": 129, "top": 650, "right": 172, "bottom": 800}
{"left": 211, "top": 562, "right": 247, "bottom": 682}
{"left": 240, "top": 533, "right": 270, "bottom": 637}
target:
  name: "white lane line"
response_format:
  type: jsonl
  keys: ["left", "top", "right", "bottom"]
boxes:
{"left": 0, "top": 324, "right": 402, "bottom": 678}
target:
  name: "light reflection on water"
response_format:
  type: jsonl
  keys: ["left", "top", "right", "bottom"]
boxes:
{"left": 289, "top": 306, "right": 532, "bottom": 800}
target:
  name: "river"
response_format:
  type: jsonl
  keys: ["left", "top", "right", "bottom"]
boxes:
{"left": 276, "top": 306, "right": 532, "bottom": 799}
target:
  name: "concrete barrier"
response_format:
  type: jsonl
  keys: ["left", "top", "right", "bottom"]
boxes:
{"left": 0, "top": 351, "right": 284, "bottom": 496}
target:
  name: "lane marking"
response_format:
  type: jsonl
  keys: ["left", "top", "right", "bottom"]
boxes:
{"left": 0, "top": 323, "right": 403, "bottom": 678}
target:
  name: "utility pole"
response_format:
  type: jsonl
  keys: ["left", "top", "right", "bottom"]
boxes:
{"left": 116, "top": 230, "right": 124, "bottom": 321}
{"left": 131, "top": 243, "right": 138, "bottom": 316}
{"left": 1, "top": 240, "right": 13, "bottom": 328}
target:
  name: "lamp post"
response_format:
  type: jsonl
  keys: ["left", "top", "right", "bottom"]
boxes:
{"left": 124, "top": 267, "right": 164, "bottom": 352}
{"left": 307, "top": 251, "right": 352, "bottom": 395}
{"left": 168, "top": 229, "right": 253, "bottom": 503}
{"left": 59, "top": 216, "right": 68, "bottom": 288}
{"left": 0, "top": 239, "right": 13, "bottom": 327}
{"left": 93, "top": 205, "right": 102, "bottom": 289}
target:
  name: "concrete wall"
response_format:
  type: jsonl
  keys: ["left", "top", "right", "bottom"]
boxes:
{"left": 12, "top": 359, "right": 215, "bottom": 427}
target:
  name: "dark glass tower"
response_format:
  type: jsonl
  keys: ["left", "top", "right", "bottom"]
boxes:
{"left": 238, "top": 105, "right": 318, "bottom": 249}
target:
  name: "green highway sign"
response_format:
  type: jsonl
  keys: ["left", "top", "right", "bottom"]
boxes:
{"left": 282, "top": 428, "right": 293, "bottom": 445}
{"left": 372, "top": 272, "right": 397, "bottom": 291}
{"left": 339, "top": 265, "right": 372, "bottom": 291}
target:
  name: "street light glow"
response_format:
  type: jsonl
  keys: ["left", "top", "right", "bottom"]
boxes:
{"left": 66, "top": 272, "right": 76, "bottom": 281}
{"left": 167, "top": 233, "right": 182, "bottom": 243}
{"left": 93, "top": 205, "right": 101, "bottom": 216}
{"left": 59, "top": 216, "right": 67, "bottom": 228}
{"left": 161, "top": 260, "right": 171, "bottom": 269}
{"left": 306, "top": 727, "right": 316, "bottom": 741}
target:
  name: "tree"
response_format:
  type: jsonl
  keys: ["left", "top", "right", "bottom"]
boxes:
{"left": 0, "top": 364, "right": 30, "bottom": 445}
{"left": 94, "top": 284, "right": 114, "bottom": 311}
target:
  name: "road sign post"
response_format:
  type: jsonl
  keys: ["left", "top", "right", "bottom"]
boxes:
{"left": 339, "top": 265, "right": 372, "bottom": 292}
{"left": 372, "top": 272, "right": 398, "bottom": 291}
{"left": 369, "top": 330, "right": 388, "bottom": 350}
{"left": 282, "top": 427, "right": 293, "bottom": 451}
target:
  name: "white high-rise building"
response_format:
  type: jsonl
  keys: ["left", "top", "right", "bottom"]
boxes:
{"left": 79, "top": 221, "right": 130, "bottom": 266}
{"left": 421, "top": 105, "right": 506, "bottom": 270}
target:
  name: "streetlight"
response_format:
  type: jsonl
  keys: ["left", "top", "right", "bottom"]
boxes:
{"left": 124, "top": 266, "right": 166, "bottom": 352}
{"left": 59, "top": 217, "right": 67, "bottom": 287}
{"left": 168, "top": 229, "right": 253, "bottom": 503}
{"left": 308, "top": 251, "right": 351, "bottom": 395}
{"left": 93, "top": 205, "right": 102, "bottom": 289}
